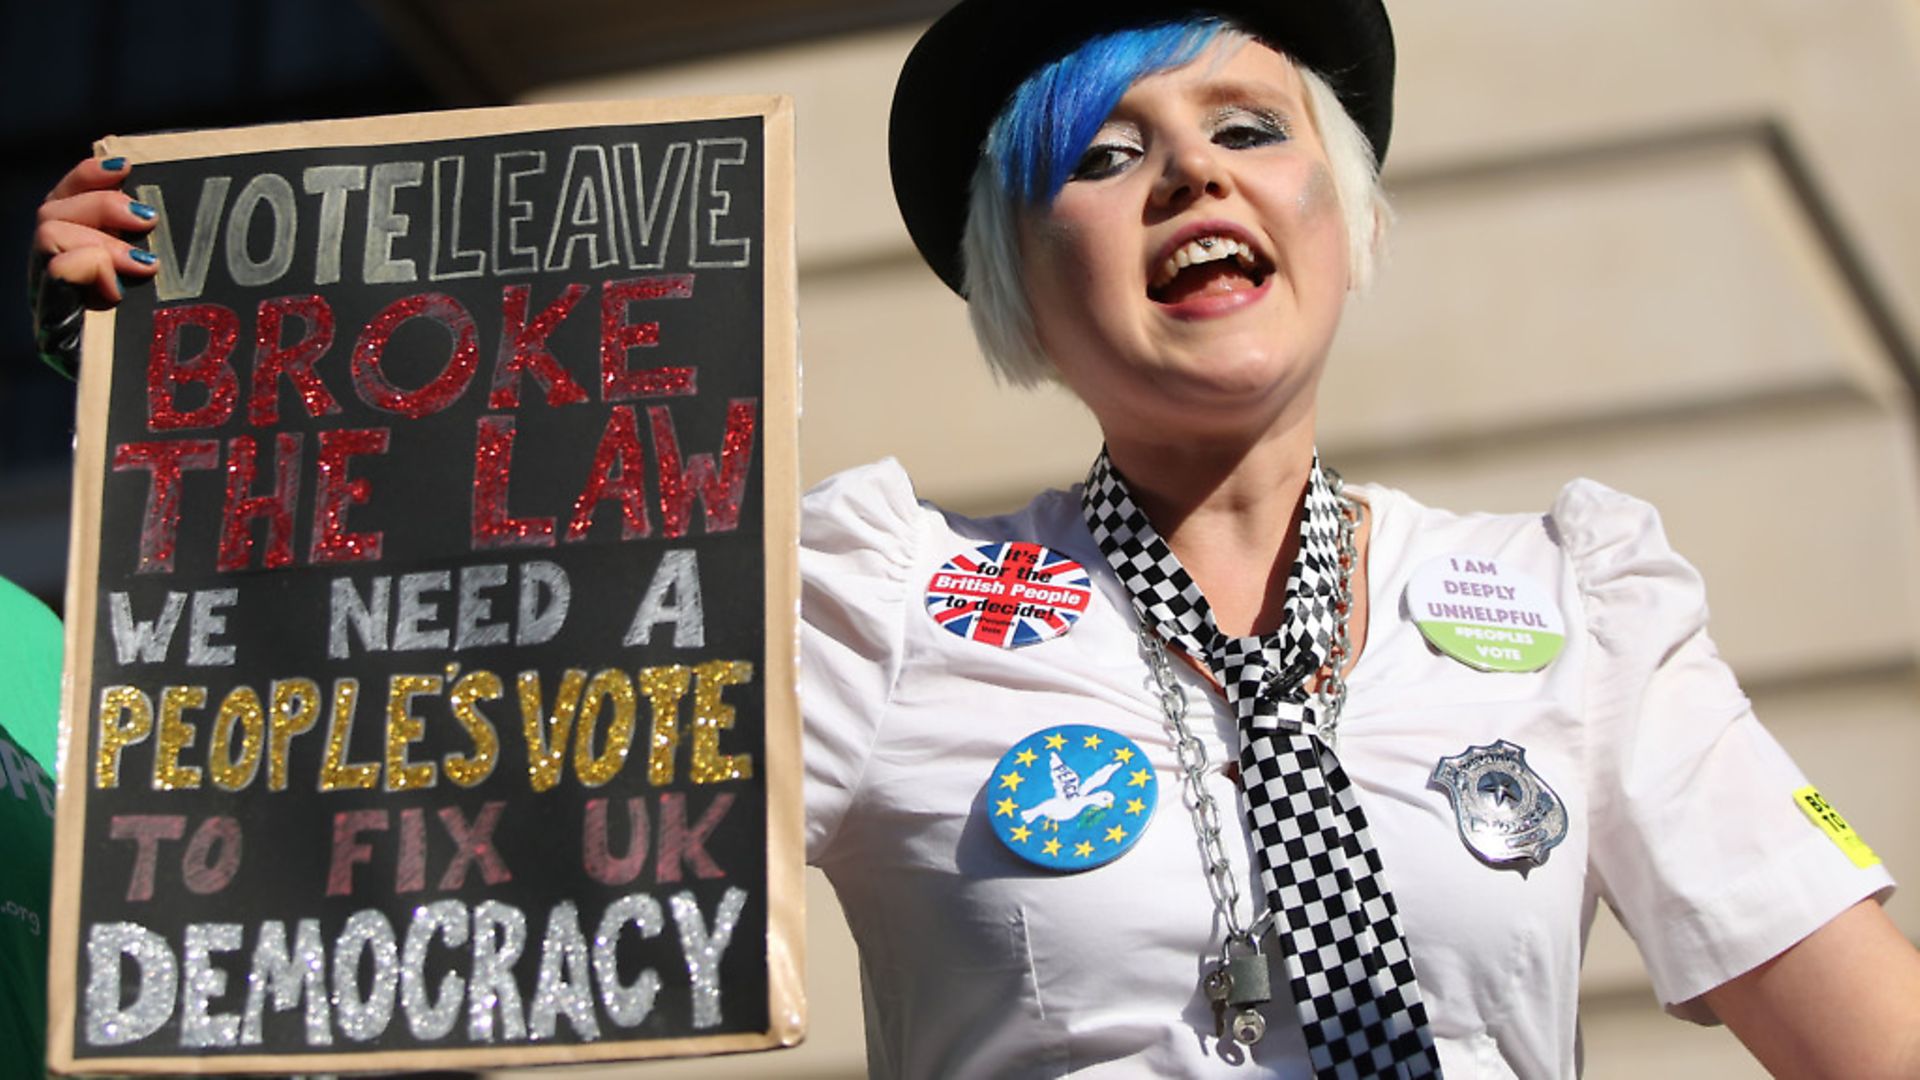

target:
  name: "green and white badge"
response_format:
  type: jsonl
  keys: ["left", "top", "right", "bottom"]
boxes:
{"left": 1406, "top": 555, "right": 1564, "bottom": 672}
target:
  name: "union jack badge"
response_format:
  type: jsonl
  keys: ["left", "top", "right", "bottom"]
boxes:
{"left": 1429, "top": 740, "right": 1568, "bottom": 868}
{"left": 925, "top": 541, "right": 1092, "bottom": 649}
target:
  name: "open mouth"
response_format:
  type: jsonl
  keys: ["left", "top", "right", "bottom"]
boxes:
{"left": 1147, "top": 235, "right": 1273, "bottom": 305}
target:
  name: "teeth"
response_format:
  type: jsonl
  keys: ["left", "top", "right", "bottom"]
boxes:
{"left": 1153, "top": 236, "right": 1260, "bottom": 289}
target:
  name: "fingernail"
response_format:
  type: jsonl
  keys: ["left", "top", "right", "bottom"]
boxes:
{"left": 128, "top": 201, "right": 157, "bottom": 221}
{"left": 101, "top": 156, "right": 127, "bottom": 171}
{"left": 129, "top": 248, "right": 157, "bottom": 266}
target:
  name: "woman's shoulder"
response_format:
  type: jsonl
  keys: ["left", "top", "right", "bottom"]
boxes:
{"left": 802, "top": 458, "right": 1084, "bottom": 556}
{"left": 1359, "top": 477, "right": 1675, "bottom": 566}
{"left": 1361, "top": 477, "right": 1709, "bottom": 649}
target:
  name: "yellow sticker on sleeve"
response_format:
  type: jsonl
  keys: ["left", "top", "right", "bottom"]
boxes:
{"left": 1793, "top": 786, "right": 1881, "bottom": 869}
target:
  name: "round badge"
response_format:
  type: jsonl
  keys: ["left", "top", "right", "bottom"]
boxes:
{"left": 987, "top": 724, "right": 1157, "bottom": 872}
{"left": 925, "top": 541, "right": 1092, "bottom": 649}
{"left": 1405, "top": 555, "right": 1565, "bottom": 672}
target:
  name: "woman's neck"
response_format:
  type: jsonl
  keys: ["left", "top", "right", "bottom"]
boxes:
{"left": 1103, "top": 424, "right": 1319, "bottom": 637}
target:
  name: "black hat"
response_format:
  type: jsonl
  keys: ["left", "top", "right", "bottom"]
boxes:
{"left": 889, "top": 0, "right": 1395, "bottom": 295}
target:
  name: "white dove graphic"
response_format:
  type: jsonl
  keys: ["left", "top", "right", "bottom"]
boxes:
{"left": 1021, "top": 751, "right": 1122, "bottom": 827}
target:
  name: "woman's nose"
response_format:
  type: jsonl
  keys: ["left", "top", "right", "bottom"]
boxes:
{"left": 1152, "top": 136, "right": 1230, "bottom": 208}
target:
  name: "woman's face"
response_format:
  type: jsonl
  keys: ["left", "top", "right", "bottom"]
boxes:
{"left": 1017, "top": 40, "right": 1351, "bottom": 442}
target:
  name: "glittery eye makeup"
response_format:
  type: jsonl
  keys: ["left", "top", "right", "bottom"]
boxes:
{"left": 1070, "top": 126, "right": 1143, "bottom": 182}
{"left": 1207, "top": 105, "right": 1291, "bottom": 149}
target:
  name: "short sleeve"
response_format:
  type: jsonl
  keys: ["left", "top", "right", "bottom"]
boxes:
{"left": 1559, "top": 479, "right": 1894, "bottom": 1016}
{"left": 800, "top": 459, "right": 923, "bottom": 864}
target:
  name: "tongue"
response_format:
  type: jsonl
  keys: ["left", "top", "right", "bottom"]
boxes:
{"left": 1155, "top": 261, "right": 1255, "bottom": 305}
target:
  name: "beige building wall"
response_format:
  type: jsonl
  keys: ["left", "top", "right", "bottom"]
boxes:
{"left": 502, "top": 1, "right": 1920, "bottom": 1076}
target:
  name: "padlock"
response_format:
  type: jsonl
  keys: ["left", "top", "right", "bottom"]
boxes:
{"left": 1224, "top": 950, "right": 1271, "bottom": 1009}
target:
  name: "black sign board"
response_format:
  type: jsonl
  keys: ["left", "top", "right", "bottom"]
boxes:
{"left": 49, "top": 99, "right": 801, "bottom": 1073}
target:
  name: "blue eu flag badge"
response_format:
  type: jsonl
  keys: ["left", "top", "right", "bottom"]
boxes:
{"left": 987, "top": 724, "right": 1157, "bottom": 871}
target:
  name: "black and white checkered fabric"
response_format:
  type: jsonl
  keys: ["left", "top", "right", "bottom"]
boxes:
{"left": 1082, "top": 450, "right": 1443, "bottom": 1079}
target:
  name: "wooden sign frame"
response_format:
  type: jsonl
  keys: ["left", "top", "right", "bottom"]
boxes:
{"left": 48, "top": 96, "right": 801, "bottom": 1073}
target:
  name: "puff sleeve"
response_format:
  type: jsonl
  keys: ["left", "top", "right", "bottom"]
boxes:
{"left": 1560, "top": 480, "right": 1894, "bottom": 1015}
{"left": 800, "top": 460, "right": 923, "bottom": 864}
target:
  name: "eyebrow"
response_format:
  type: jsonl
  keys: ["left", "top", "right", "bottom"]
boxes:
{"left": 1186, "top": 77, "right": 1303, "bottom": 113}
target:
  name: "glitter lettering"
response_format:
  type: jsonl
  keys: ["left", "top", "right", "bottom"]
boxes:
{"left": 147, "top": 304, "right": 240, "bottom": 430}
{"left": 310, "top": 428, "right": 389, "bottom": 564}
{"left": 518, "top": 668, "right": 584, "bottom": 793}
{"left": 217, "top": 433, "right": 302, "bottom": 571}
{"left": 472, "top": 415, "right": 556, "bottom": 548}
{"left": 488, "top": 283, "right": 589, "bottom": 409}
{"left": 566, "top": 405, "right": 651, "bottom": 540}
{"left": 351, "top": 293, "right": 479, "bottom": 419}
{"left": 648, "top": 398, "right": 756, "bottom": 537}
{"left": 599, "top": 275, "right": 695, "bottom": 401}
{"left": 78, "top": 887, "right": 755, "bottom": 1048}
{"left": 249, "top": 294, "right": 340, "bottom": 424}
{"left": 690, "top": 660, "right": 753, "bottom": 784}
{"left": 113, "top": 440, "right": 219, "bottom": 573}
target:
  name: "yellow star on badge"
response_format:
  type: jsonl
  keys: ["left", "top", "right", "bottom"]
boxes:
{"left": 1105, "top": 825, "right": 1127, "bottom": 844}
{"left": 1010, "top": 824, "right": 1032, "bottom": 843}
{"left": 1082, "top": 732, "right": 1103, "bottom": 749}
{"left": 1127, "top": 768, "right": 1152, "bottom": 788}
{"left": 1112, "top": 747, "right": 1134, "bottom": 764}
{"left": 995, "top": 797, "right": 1018, "bottom": 817}
{"left": 1042, "top": 838, "right": 1062, "bottom": 856}
{"left": 1125, "top": 798, "right": 1146, "bottom": 815}
{"left": 1044, "top": 733, "right": 1067, "bottom": 750}
{"left": 1074, "top": 841, "right": 1095, "bottom": 857}
{"left": 999, "top": 771, "right": 1025, "bottom": 792}
{"left": 1014, "top": 748, "right": 1038, "bottom": 767}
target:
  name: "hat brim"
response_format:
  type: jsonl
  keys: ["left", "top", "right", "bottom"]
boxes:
{"left": 889, "top": 0, "right": 1395, "bottom": 295}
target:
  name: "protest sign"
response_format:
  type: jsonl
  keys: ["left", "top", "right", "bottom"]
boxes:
{"left": 47, "top": 97, "right": 800, "bottom": 1073}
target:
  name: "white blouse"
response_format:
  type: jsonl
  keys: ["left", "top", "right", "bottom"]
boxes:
{"left": 799, "top": 459, "right": 1892, "bottom": 1078}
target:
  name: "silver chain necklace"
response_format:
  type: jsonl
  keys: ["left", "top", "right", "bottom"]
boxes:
{"left": 1134, "top": 471, "right": 1361, "bottom": 1040}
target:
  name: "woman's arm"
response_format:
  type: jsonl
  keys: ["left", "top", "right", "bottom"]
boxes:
{"left": 1704, "top": 898, "right": 1920, "bottom": 1079}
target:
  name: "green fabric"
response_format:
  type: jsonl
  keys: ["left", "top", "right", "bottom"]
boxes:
{"left": 0, "top": 578, "right": 61, "bottom": 772}
{"left": 0, "top": 578, "right": 58, "bottom": 1077}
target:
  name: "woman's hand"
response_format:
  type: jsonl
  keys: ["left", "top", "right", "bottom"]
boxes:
{"left": 34, "top": 156, "right": 160, "bottom": 307}
{"left": 30, "top": 156, "right": 160, "bottom": 375}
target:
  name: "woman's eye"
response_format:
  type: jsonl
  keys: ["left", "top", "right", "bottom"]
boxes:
{"left": 1212, "top": 109, "right": 1291, "bottom": 150}
{"left": 1069, "top": 143, "right": 1138, "bottom": 181}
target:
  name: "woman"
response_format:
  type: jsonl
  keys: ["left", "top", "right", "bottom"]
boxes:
{"left": 32, "top": 1, "right": 1920, "bottom": 1076}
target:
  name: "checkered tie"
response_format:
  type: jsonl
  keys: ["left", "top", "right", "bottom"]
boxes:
{"left": 1081, "top": 450, "right": 1443, "bottom": 1079}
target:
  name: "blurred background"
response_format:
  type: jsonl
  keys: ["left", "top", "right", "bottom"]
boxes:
{"left": 3, "top": 0, "right": 1916, "bottom": 1076}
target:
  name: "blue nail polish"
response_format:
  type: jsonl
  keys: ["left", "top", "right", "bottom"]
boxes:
{"left": 101, "top": 156, "right": 127, "bottom": 171}
{"left": 129, "top": 248, "right": 157, "bottom": 266}
{"left": 129, "top": 201, "right": 157, "bottom": 221}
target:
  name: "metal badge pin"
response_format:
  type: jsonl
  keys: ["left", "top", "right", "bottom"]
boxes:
{"left": 1429, "top": 739, "right": 1568, "bottom": 867}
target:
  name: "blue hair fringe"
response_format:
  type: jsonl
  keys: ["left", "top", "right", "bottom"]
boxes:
{"left": 990, "top": 20, "right": 1225, "bottom": 206}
